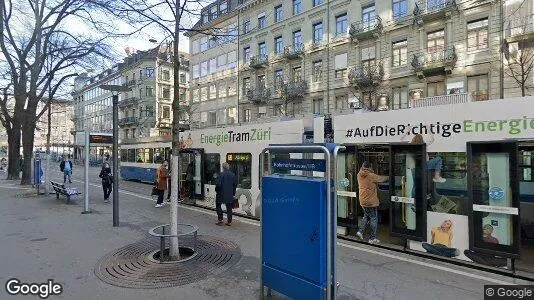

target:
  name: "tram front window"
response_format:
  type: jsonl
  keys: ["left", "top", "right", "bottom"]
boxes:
{"left": 227, "top": 153, "right": 252, "bottom": 189}
{"left": 204, "top": 153, "right": 220, "bottom": 185}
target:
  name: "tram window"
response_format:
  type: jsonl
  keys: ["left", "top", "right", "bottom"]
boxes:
{"left": 519, "top": 151, "right": 533, "bottom": 181}
{"left": 164, "top": 147, "right": 171, "bottom": 162}
{"left": 120, "top": 149, "right": 128, "bottom": 162}
{"left": 146, "top": 148, "right": 154, "bottom": 163}
{"left": 136, "top": 149, "right": 144, "bottom": 162}
{"left": 204, "top": 153, "right": 220, "bottom": 185}
{"left": 428, "top": 152, "right": 467, "bottom": 216}
{"left": 154, "top": 148, "right": 163, "bottom": 163}
{"left": 127, "top": 149, "right": 135, "bottom": 162}
{"left": 226, "top": 153, "right": 252, "bottom": 189}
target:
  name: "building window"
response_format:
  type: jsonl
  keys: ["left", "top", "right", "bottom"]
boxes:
{"left": 146, "top": 86, "right": 154, "bottom": 97}
{"left": 124, "top": 129, "right": 129, "bottom": 139}
{"left": 392, "top": 40, "right": 408, "bottom": 67}
{"left": 313, "top": 99, "right": 324, "bottom": 114}
{"left": 162, "top": 70, "right": 170, "bottom": 81}
{"left": 427, "top": 81, "right": 446, "bottom": 97}
{"left": 192, "top": 64, "right": 199, "bottom": 79}
{"left": 179, "top": 73, "right": 186, "bottom": 83}
{"left": 209, "top": 84, "right": 217, "bottom": 99}
{"left": 427, "top": 29, "right": 445, "bottom": 54}
{"left": 209, "top": 58, "right": 217, "bottom": 74}
{"left": 162, "top": 87, "right": 170, "bottom": 99}
{"left": 192, "top": 40, "right": 199, "bottom": 54}
{"left": 244, "top": 20, "right": 251, "bottom": 34}
{"left": 217, "top": 54, "right": 227, "bottom": 72}
{"left": 313, "top": 0, "right": 323, "bottom": 7}
{"left": 275, "top": 36, "right": 284, "bottom": 54}
{"left": 243, "top": 109, "right": 251, "bottom": 122}
{"left": 334, "top": 53, "right": 348, "bottom": 78}
{"left": 200, "top": 37, "right": 208, "bottom": 51}
{"left": 467, "top": 74, "right": 489, "bottom": 101}
{"left": 467, "top": 18, "right": 488, "bottom": 51}
{"left": 244, "top": 46, "right": 251, "bottom": 63}
{"left": 258, "top": 13, "right": 266, "bottom": 29}
{"left": 220, "top": 1, "right": 227, "bottom": 14}
{"left": 313, "top": 22, "right": 323, "bottom": 43}
{"left": 293, "top": 0, "right": 302, "bottom": 15}
{"left": 313, "top": 60, "right": 322, "bottom": 82}
{"left": 201, "top": 87, "right": 208, "bottom": 101}
{"left": 210, "top": 6, "right": 218, "bottom": 20}
{"left": 427, "top": 0, "right": 446, "bottom": 11}
{"left": 243, "top": 77, "right": 251, "bottom": 94}
{"left": 228, "top": 51, "right": 237, "bottom": 69}
{"left": 392, "top": 86, "right": 408, "bottom": 109}
{"left": 336, "top": 14, "right": 348, "bottom": 37}
{"left": 162, "top": 106, "right": 171, "bottom": 119}
{"left": 392, "top": 0, "right": 408, "bottom": 20}
{"left": 258, "top": 42, "right": 267, "bottom": 58}
{"left": 362, "top": 4, "right": 376, "bottom": 30}
{"left": 227, "top": 107, "right": 237, "bottom": 124}
{"left": 361, "top": 92, "right": 375, "bottom": 109}
{"left": 292, "top": 67, "right": 302, "bottom": 82}
{"left": 275, "top": 5, "right": 283, "bottom": 22}
{"left": 335, "top": 95, "right": 347, "bottom": 110}
{"left": 293, "top": 30, "right": 302, "bottom": 49}
{"left": 200, "top": 61, "right": 208, "bottom": 77}
{"left": 274, "top": 69, "right": 284, "bottom": 88}
{"left": 208, "top": 111, "right": 217, "bottom": 126}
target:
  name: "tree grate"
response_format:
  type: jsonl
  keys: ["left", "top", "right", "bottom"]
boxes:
{"left": 94, "top": 235, "right": 241, "bottom": 288}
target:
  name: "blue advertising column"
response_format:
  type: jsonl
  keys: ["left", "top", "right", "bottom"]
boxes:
{"left": 260, "top": 144, "right": 340, "bottom": 300}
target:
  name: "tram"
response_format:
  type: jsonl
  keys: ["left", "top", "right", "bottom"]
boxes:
{"left": 313, "top": 96, "right": 534, "bottom": 274}
{"left": 120, "top": 118, "right": 313, "bottom": 217}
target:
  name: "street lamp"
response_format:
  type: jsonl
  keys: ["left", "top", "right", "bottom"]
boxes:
{"left": 100, "top": 84, "right": 131, "bottom": 227}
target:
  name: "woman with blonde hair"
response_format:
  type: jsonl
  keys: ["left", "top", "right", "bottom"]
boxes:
{"left": 422, "top": 219, "right": 460, "bottom": 257}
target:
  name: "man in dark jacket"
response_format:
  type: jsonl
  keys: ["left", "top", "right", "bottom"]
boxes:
{"left": 215, "top": 162, "right": 237, "bottom": 226}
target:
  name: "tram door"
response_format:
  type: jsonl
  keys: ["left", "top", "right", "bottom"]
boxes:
{"left": 389, "top": 143, "right": 427, "bottom": 241}
{"left": 467, "top": 141, "right": 520, "bottom": 258}
{"left": 179, "top": 148, "right": 205, "bottom": 201}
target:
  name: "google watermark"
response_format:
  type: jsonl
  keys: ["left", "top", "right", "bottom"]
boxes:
{"left": 5, "top": 278, "right": 63, "bottom": 299}
{"left": 485, "top": 285, "right": 534, "bottom": 299}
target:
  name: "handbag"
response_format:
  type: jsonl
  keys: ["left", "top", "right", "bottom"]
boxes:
{"left": 151, "top": 181, "right": 158, "bottom": 196}
{"left": 232, "top": 197, "right": 239, "bottom": 209}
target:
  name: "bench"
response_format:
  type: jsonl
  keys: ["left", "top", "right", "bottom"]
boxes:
{"left": 50, "top": 181, "right": 81, "bottom": 203}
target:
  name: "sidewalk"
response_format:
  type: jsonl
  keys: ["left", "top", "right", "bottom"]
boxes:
{"left": 0, "top": 173, "right": 530, "bottom": 300}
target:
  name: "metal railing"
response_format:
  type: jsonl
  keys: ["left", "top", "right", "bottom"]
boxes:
{"left": 410, "top": 92, "right": 472, "bottom": 108}
{"left": 249, "top": 55, "right": 269, "bottom": 68}
{"left": 350, "top": 16, "right": 383, "bottom": 38}
{"left": 246, "top": 87, "right": 271, "bottom": 103}
{"left": 347, "top": 63, "right": 384, "bottom": 86}
{"left": 282, "top": 80, "right": 308, "bottom": 99}
{"left": 283, "top": 44, "right": 304, "bottom": 59}
{"left": 411, "top": 46, "right": 457, "bottom": 71}
{"left": 118, "top": 97, "right": 138, "bottom": 108}
{"left": 415, "top": 0, "right": 458, "bottom": 14}
{"left": 118, "top": 117, "right": 138, "bottom": 126}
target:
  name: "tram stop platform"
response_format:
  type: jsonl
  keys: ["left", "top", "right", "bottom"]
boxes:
{"left": 0, "top": 171, "right": 532, "bottom": 300}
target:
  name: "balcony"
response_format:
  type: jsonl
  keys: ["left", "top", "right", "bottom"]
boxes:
{"left": 413, "top": 0, "right": 458, "bottom": 25}
{"left": 118, "top": 117, "right": 138, "bottom": 127}
{"left": 411, "top": 46, "right": 457, "bottom": 79}
{"left": 118, "top": 97, "right": 139, "bottom": 108}
{"left": 410, "top": 93, "right": 472, "bottom": 108}
{"left": 506, "top": 13, "right": 534, "bottom": 44}
{"left": 249, "top": 55, "right": 269, "bottom": 69}
{"left": 246, "top": 87, "right": 271, "bottom": 104}
{"left": 349, "top": 17, "right": 383, "bottom": 42}
{"left": 122, "top": 79, "right": 136, "bottom": 87}
{"left": 347, "top": 63, "right": 384, "bottom": 87}
{"left": 283, "top": 45, "right": 304, "bottom": 60}
{"left": 281, "top": 80, "right": 308, "bottom": 101}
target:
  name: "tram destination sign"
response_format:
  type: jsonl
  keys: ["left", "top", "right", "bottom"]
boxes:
{"left": 89, "top": 134, "right": 113, "bottom": 144}
{"left": 271, "top": 158, "right": 326, "bottom": 172}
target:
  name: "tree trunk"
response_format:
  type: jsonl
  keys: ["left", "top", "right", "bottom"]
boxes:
{"left": 21, "top": 123, "right": 35, "bottom": 185}
{"left": 6, "top": 126, "right": 21, "bottom": 180}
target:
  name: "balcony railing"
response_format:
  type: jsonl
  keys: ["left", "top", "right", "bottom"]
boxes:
{"left": 410, "top": 92, "right": 471, "bottom": 108}
{"left": 246, "top": 87, "right": 271, "bottom": 103}
{"left": 122, "top": 79, "right": 136, "bottom": 87}
{"left": 118, "top": 117, "right": 138, "bottom": 126}
{"left": 413, "top": 0, "right": 458, "bottom": 24}
{"left": 347, "top": 63, "right": 384, "bottom": 87}
{"left": 411, "top": 46, "right": 457, "bottom": 78}
{"left": 282, "top": 80, "right": 308, "bottom": 100}
{"left": 506, "top": 13, "right": 534, "bottom": 43}
{"left": 283, "top": 45, "right": 304, "bottom": 60}
{"left": 349, "top": 17, "right": 383, "bottom": 41}
{"left": 249, "top": 55, "right": 269, "bottom": 69}
{"left": 118, "top": 97, "right": 139, "bottom": 108}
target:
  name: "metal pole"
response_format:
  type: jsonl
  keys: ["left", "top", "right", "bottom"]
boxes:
{"left": 112, "top": 94, "right": 119, "bottom": 227}
{"left": 82, "top": 130, "right": 90, "bottom": 214}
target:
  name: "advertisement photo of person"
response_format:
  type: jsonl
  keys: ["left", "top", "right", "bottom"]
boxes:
{"left": 421, "top": 219, "right": 461, "bottom": 258}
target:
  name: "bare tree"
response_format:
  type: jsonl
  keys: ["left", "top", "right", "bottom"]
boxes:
{"left": 0, "top": 0, "right": 115, "bottom": 184}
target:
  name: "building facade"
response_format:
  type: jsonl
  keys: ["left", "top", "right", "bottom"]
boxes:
{"left": 190, "top": 0, "right": 533, "bottom": 126}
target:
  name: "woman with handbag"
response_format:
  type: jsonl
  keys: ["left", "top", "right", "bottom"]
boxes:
{"left": 155, "top": 161, "right": 169, "bottom": 208}
{"left": 99, "top": 162, "right": 113, "bottom": 203}
{"left": 215, "top": 162, "right": 237, "bottom": 226}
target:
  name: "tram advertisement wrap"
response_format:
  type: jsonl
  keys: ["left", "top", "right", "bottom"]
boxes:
{"left": 409, "top": 212, "right": 510, "bottom": 269}
{"left": 334, "top": 97, "right": 534, "bottom": 151}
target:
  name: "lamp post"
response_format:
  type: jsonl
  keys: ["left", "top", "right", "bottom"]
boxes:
{"left": 100, "top": 84, "right": 131, "bottom": 227}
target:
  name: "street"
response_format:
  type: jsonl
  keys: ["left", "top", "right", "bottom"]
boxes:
{"left": 0, "top": 168, "right": 531, "bottom": 300}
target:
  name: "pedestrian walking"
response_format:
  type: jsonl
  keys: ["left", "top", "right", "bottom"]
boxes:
{"left": 99, "top": 162, "right": 113, "bottom": 203}
{"left": 215, "top": 162, "right": 237, "bottom": 226}
{"left": 155, "top": 160, "right": 169, "bottom": 208}
{"left": 186, "top": 161, "right": 195, "bottom": 199}
{"left": 60, "top": 155, "right": 73, "bottom": 184}
{"left": 356, "top": 161, "right": 388, "bottom": 244}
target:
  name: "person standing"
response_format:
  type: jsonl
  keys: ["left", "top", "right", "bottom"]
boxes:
{"left": 155, "top": 161, "right": 169, "bottom": 208}
{"left": 356, "top": 161, "right": 388, "bottom": 244}
{"left": 60, "top": 155, "right": 73, "bottom": 184}
{"left": 215, "top": 162, "right": 237, "bottom": 226}
{"left": 186, "top": 161, "right": 195, "bottom": 199}
{"left": 99, "top": 162, "right": 113, "bottom": 202}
